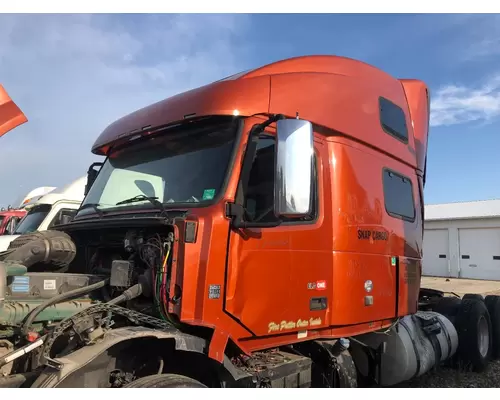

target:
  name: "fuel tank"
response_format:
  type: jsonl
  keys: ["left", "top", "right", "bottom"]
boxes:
{"left": 350, "top": 311, "right": 458, "bottom": 386}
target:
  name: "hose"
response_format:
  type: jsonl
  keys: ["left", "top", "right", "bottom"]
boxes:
{"left": 21, "top": 278, "right": 109, "bottom": 336}
{"left": 2, "top": 233, "right": 76, "bottom": 268}
{"left": 107, "top": 283, "right": 143, "bottom": 305}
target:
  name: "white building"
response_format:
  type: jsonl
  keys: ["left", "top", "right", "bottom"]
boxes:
{"left": 423, "top": 200, "right": 500, "bottom": 281}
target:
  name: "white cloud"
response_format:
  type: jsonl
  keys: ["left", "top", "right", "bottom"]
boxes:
{"left": 0, "top": 14, "right": 249, "bottom": 206}
{"left": 430, "top": 75, "right": 500, "bottom": 127}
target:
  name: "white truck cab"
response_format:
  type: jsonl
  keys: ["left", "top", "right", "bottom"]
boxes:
{"left": 0, "top": 176, "right": 87, "bottom": 252}
{"left": 19, "top": 186, "right": 57, "bottom": 209}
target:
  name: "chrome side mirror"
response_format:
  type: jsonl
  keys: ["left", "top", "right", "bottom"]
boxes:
{"left": 274, "top": 119, "right": 314, "bottom": 218}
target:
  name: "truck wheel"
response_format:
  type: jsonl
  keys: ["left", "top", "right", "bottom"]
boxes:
{"left": 463, "top": 293, "right": 485, "bottom": 302}
{"left": 432, "top": 296, "right": 461, "bottom": 321}
{"left": 124, "top": 374, "right": 207, "bottom": 388}
{"left": 484, "top": 295, "right": 500, "bottom": 359}
{"left": 454, "top": 298, "right": 492, "bottom": 372}
{"left": 332, "top": 348, "right": 357, "bottom": 388}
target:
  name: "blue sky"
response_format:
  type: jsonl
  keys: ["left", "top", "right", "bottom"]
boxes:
{"left": 0, "top": 13, "right": 499, "bottom": 207}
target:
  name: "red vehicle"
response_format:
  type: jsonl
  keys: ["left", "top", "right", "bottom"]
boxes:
{"left": 0, "top": 55, "right": 497, "bottom": 388}
{"left": 0, "top": 208, "right": 26, "bottom": 235}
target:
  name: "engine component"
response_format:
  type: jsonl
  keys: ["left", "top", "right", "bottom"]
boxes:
{"left": 0, "top": 336, "right": 44, "bottom": 369}
{"left": 6, "top": 272, "right": 103, "bottom": 301}
{"left": 0, "top": 263, "right": 5, "bottom": 308}
{"left": 21, "top": 278, "right": 108, "bottom": 336}
{"left": 5, "top": 230, "right": 73, "bottom": 251}
{"left": 124, "top": 230, "right": 143, "bottom": 253}
{"left": 350, "top": 311, "right": 458, "bottom": 386}
{"left": 107, "top": 283, "right": 143, "bottom": 305}
{"left": 0, "top": 340, "right": 14, "bottom": 376}
{"left": 110, "top": 260, "right": 134, "bottom": 289}
{"left": 0, "top": 299, "right": 93, "bottom": 327}
{"left": 1, "top": 230, "right": 76, "bottom": 268}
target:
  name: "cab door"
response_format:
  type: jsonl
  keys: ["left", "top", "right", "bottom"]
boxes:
{"left": 224, "top": 133, "right": 331, "bottom": 337}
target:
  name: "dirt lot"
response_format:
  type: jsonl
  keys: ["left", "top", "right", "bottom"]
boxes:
{"left": 395, "top": 361, "right": 500, "bottom": 388}
{"left": 421, "top": 276, "right": 500, "bottom": 297}
{"left": 397, "top": 276, "right": 500, "bottom": 388}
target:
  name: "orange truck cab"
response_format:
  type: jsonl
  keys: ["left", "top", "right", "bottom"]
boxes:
{"left": 0, "top": 56, "right": 495, "bottom": 389}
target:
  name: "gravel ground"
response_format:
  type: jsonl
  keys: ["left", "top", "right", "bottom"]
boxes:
{"left": 392, "top": 360, "right": 500, "bottom": 388}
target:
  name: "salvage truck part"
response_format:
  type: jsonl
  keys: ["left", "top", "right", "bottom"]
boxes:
{"left": 0, "top": 55, "right": 495, "bottom": 388}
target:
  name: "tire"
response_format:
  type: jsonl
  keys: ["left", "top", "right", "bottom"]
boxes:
{"left": 124, "top": 374, "right": 207, "bottom": 388}
{"left": 463, "top": 293, "right": 485, "bottom": 302}
{"left": 484, "top": 295, "right": 500, "bottom": 359}
{"left": 454, "top": 298, "right": 492, "bottom": 372}
{"left": 432, "top": 296, "right": 462, "bottom": 322}
{"left": 333, "top": 349, "right": 357, "bottom": 388}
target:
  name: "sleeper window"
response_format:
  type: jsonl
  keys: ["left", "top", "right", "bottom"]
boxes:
{"left": 383, "top": 169, "right": 415, "bottom": 221}
{"left": 379, "top": 97, "right": 408, "bottom": 143}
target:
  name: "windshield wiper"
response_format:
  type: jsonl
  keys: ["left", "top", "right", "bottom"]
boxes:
{"left": 78, "top": 203, "right": 104, "bottom": 218}
{"left": 115, "top": 195, "right": 168, "bottom": 216}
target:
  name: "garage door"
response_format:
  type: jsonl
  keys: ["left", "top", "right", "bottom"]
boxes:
{"left": 422, "top": 229, "right": 449, "bottom": 277}
{"left": 459, "top": 228, "right": 500, "bottom": 281}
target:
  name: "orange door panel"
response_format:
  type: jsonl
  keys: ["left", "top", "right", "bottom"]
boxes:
{"left": 224, "top": 136, "right": 332, "bottom": 337}
{"left": 225, "top": 225, "right": 332, "bottom": 337}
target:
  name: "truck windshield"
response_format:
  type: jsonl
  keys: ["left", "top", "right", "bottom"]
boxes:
{"left": 13, "top": 204, "right": 51, "bottom": 234}
{"left": 78, "top": 117, "right": 239, "bottom": 217}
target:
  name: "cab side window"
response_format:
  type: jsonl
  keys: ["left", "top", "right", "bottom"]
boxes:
{"left": 9, "top": 217, "right": 21, "bottom": 233}
{"left": 244, "top": 135, "right": 318, "bottom": 224}
{"left": 48, "top": 208, "right": 78, "bottom": 229}
{"left": 4, "top": 217, "right": 18, "bottom": 235}
{"left": 382, "top": 169, "right": 415, "bottom": 221}
{"left": 379, "top": 97, "right": 408, "bottom": 144}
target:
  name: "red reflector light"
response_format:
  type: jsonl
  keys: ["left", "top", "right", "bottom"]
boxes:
{"left": 26, "top": 332, "right": 40, "bottom": 342}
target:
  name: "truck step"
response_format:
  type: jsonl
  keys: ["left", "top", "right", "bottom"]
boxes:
{"left": 231, "top": 350, "right": 312, "bottom": 388}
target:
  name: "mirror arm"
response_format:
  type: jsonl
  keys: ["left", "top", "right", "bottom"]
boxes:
{"left": 227, "top": 114, "right": 287, "bottom": 231}
{"left": 84, "top": 161, "right": 104, "bottom": 196}
{"left": 254, "top": 113, "right": 286, "bottom": 132}
{"left": 86, "top": 161, "right": 103, "bottom": 175}
{"left": 226, "top": 203, "right": 281, "bottom": 229}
